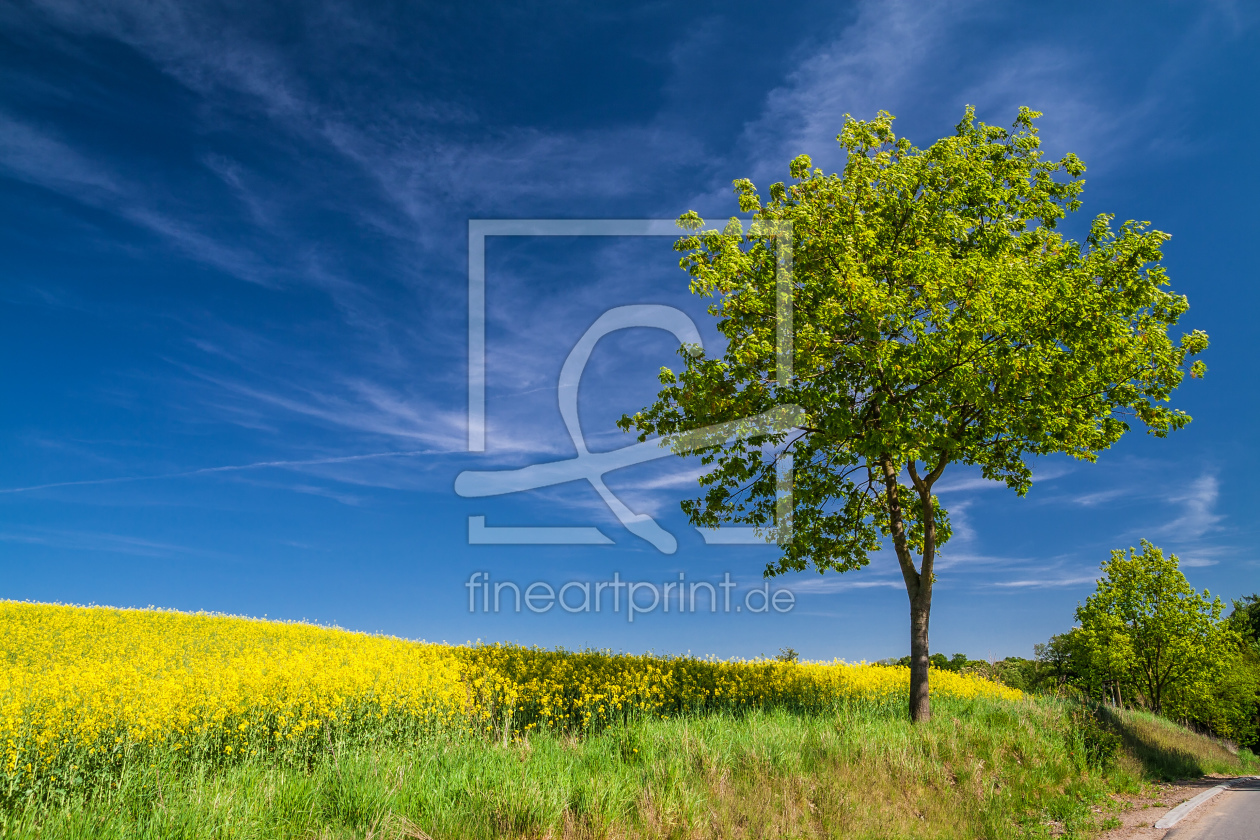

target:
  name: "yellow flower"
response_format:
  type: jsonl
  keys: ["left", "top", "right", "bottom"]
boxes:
{"left": 0, "top": 599, "right": 1020, "bottom": 797}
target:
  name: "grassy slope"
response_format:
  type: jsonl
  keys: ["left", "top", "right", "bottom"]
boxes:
{"left": 1101, "top": 706, "right": 1254, "bottom": 781}
{"left": 3, "top": 699, "right": 1254, "bottom": 840}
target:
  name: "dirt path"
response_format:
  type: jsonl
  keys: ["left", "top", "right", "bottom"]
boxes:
{"left": 1097, "top": 776, "right": 1249, "bottom": 840}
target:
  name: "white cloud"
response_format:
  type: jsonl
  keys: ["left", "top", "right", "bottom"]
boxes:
{"left": 0, "top": 448, "right": 444, "bottom": 496}
{"left": 0, "top": 526, "right": 229, "bottom": 559}
{"left": 989, "top": 575, "right": 1099, "bottom": 589}
{"left": 1067, "top": 488, "right": 1128, "bottom": 507}
{"left": 736, "top": 0, "right": 973, "bottom": 185}
{"left": 789, "top": 575, "right": 904, "bottom": 594}
{"left": 1156, "top": 473, "right": 1223, "bottom": 540}
{"left": 0, "top": 110, "right": 278, "bottom": 286}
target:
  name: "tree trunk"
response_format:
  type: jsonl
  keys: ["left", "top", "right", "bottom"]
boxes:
{"left": 878, "top": 455, "right": 937, "bottom": 724}
{"left": 909, "top": 589, "right": 932, "bottom": 722}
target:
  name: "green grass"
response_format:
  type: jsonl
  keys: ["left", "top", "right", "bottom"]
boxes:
{"left": 1099, "top": 705, "right": 1254, "bottom": 781}
{"left": 1, "top": 697, "right": 1254, "bottom": 839}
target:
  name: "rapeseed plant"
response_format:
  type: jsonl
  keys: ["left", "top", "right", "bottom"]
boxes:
{"left": 0, "top": 600, "right": 1019, "bottom": 801}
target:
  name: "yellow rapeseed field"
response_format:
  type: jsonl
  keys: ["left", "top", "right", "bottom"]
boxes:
{"left": 0, "top": 600, "right": 1020, "bottom": 796}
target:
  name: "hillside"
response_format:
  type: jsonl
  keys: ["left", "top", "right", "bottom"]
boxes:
{"left": 0, "top": 601, "right": 1255, "bottom": 839}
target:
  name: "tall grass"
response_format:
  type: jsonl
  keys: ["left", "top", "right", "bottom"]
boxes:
{"left": 9, "top": 695, "right": 1251, "bottom": 839}
{"left": 0, "top": 698, "right": 1097, "bottom": 839}
{"left": 1099, "top": 706, "right": 1252, "bottom": 780}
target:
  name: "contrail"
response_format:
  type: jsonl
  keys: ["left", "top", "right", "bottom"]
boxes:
{"left": 0, "top": 449, "right": 439, "bottom": 494}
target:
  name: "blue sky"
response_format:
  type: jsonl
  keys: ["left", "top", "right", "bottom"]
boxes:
{"left": 1, "top": 0, "right": 1257, "bottom": 661}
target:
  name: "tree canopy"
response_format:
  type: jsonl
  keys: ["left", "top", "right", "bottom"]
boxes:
{"left": 1076, "top": 541, "right": 1236, "bottom": 714}
{"left": 1068, "top": 543, "right": 1257, "bottom": 743}
{"left": 621, "top": 107, "right": 1208, "bottom": 721}
{"left": 1230, "top": 594, "right": 1260, "bottom": 645}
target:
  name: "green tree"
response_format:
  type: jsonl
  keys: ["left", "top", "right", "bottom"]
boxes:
{"left": 1225, "top": 595, "right": 1260, "bottom": 746}
{"left": 1033, "top": 630, "right": 1089, "bottom": 695}
{"left": 1075, "top": 541, "right": 1236, "bottom": 715}
{"left": 620, "top": 108, "right": 1207, "bottom": 721}
{"left": 1194, "top": 649, "right": 1260, "bottom": 746}
{"left": 1230, "top": 594, "right": 1260, "bottom": 644}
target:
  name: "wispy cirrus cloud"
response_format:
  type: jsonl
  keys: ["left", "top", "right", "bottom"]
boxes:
{"left": 989, "top": 574, "right": 1099, "bottom": 589}
{"left": 1154, "top": 473, "right": 1222, "bottom": 540}
{"left": 0, "top": 526, "right": 230, "bottom": 560}
{"left": 2, "top": 0, "right": 1253, "bottom": 655}
{"left": 736, "top": 0, "right": 975, "bottom": 181}
{"left": 180, "top": 370, "right": 468, "bottom": 451}
{"left": 719, "top": 0, "right": 1249, "bottom": 208}
{"left": 789, "top": 576, "right": 904, "bottom": 594}
{"left": 0, "top": 448, "right": 443, "bottom": 495}
{"left": 0, "top": 110, "right": 277, "bottom": 286}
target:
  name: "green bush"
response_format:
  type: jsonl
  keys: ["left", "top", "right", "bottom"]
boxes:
{"left": 1071, "top": 708, "right": 1121, "bottom": 770}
